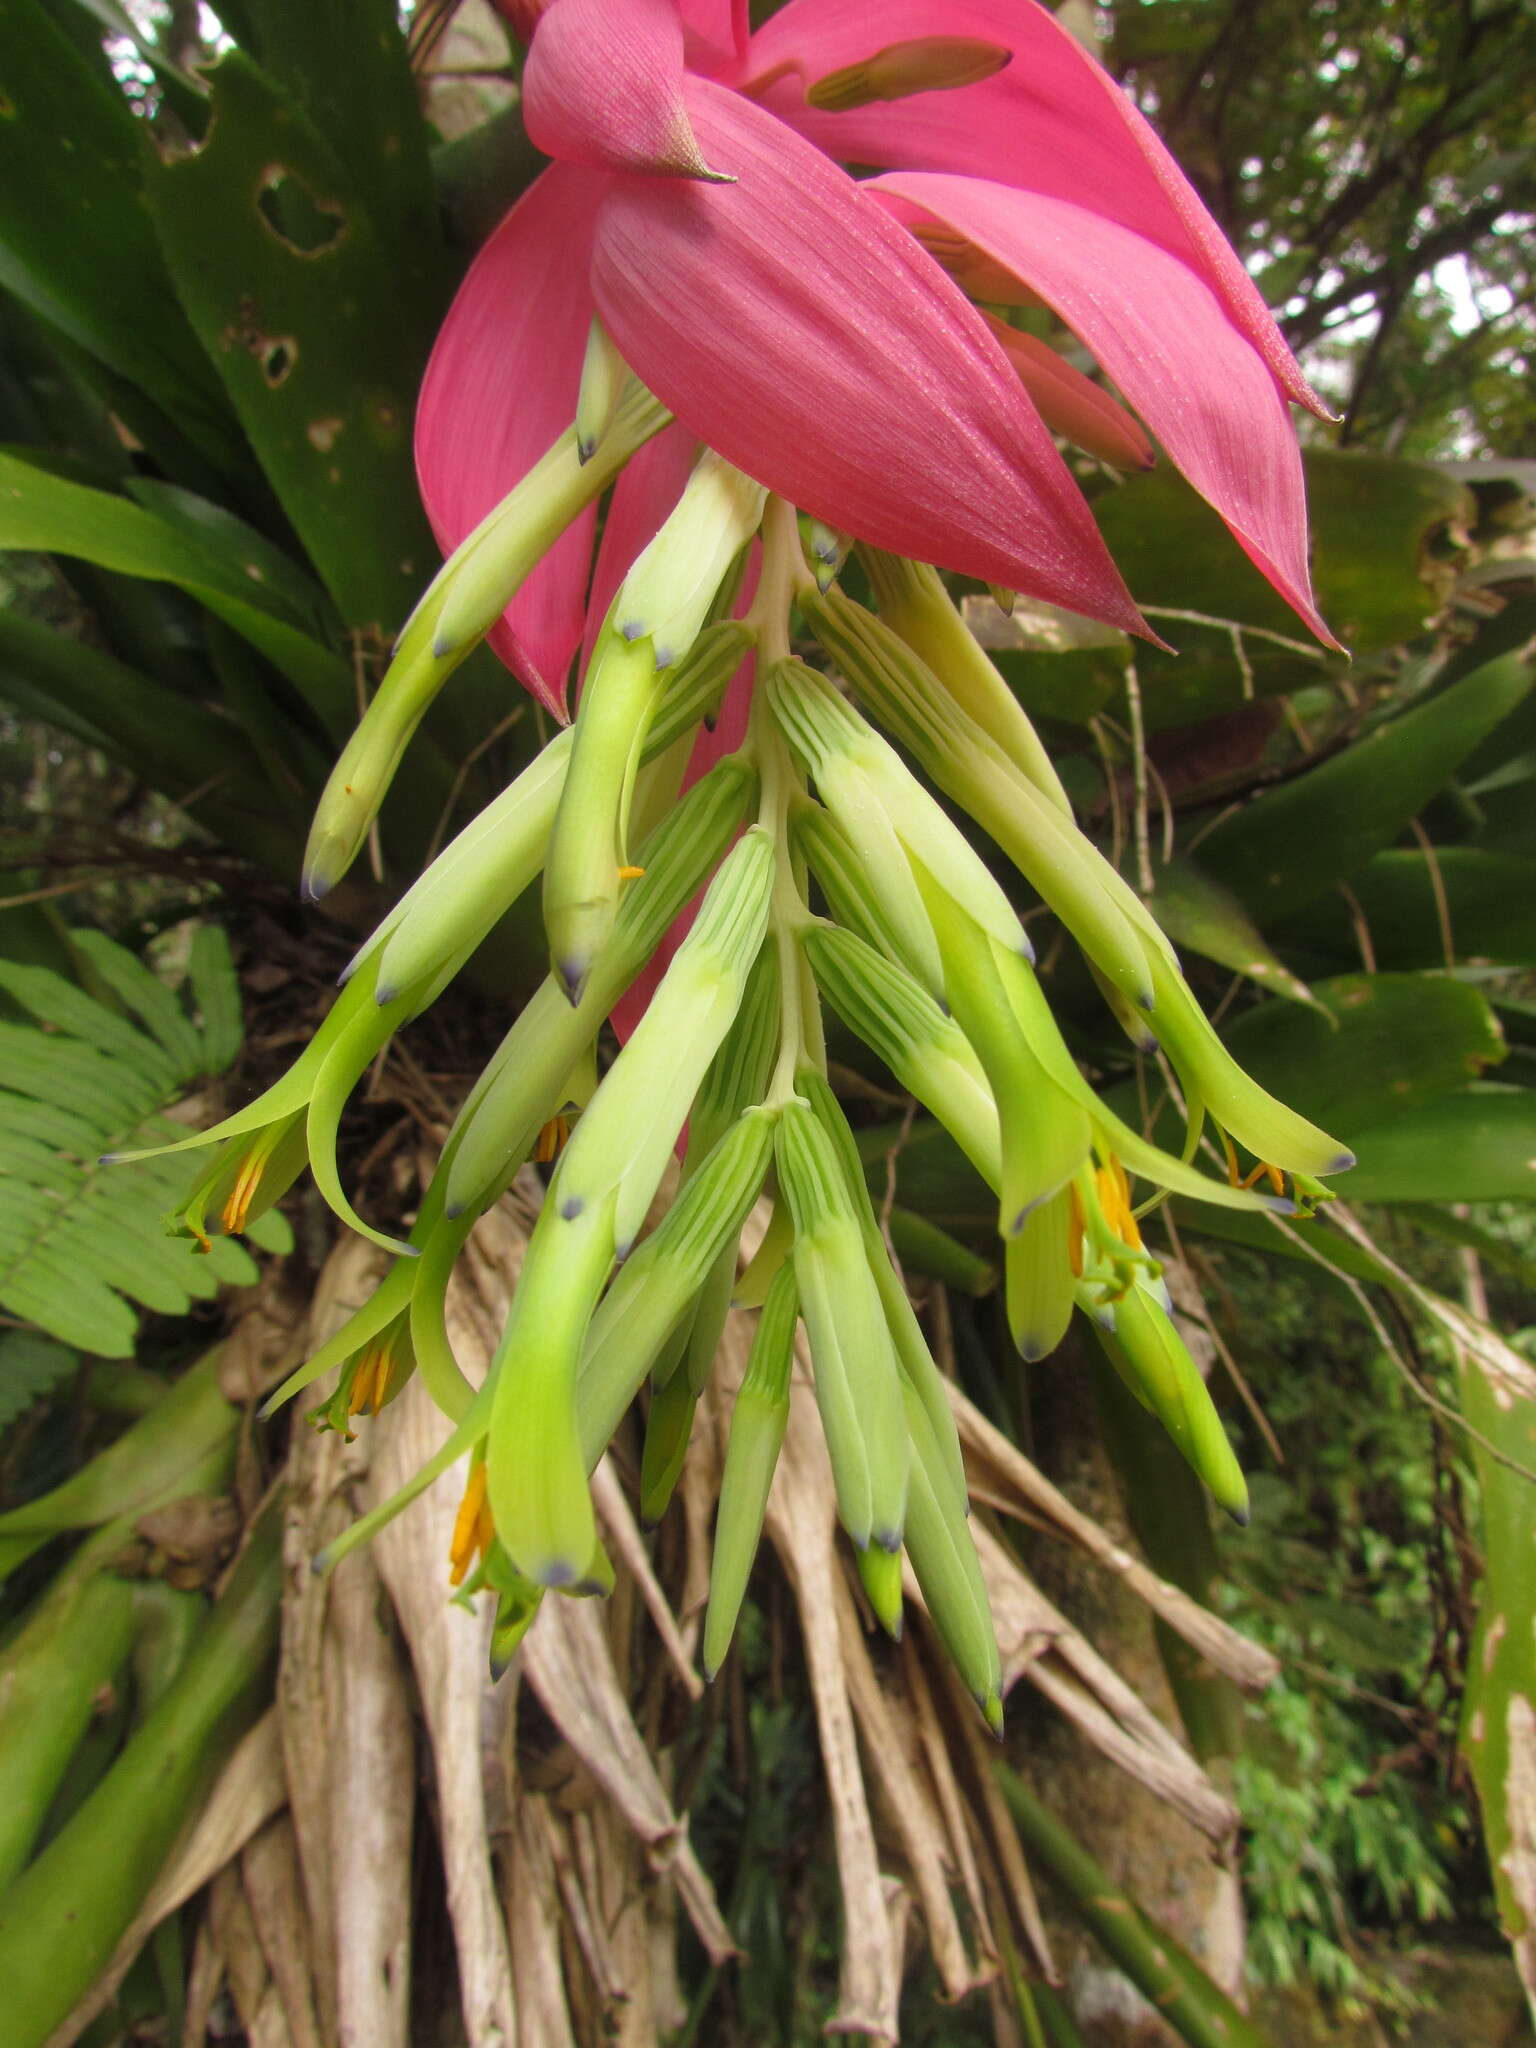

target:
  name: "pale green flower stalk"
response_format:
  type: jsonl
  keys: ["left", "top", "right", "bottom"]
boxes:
{"left": 134, "top": 400, "right": 1348, "bottom": 1721}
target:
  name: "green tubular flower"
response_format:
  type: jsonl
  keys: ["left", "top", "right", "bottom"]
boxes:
{"left": 303, "top": 384, "right": 671, "bottom": 901}
{"left": 167, "top": 1109, "right": 309, "bottom": 1250}
{"left": 574, "top": 316, "right": 628, "bottom": 459}
{"left": 117, "top": 951, "right": 462, "bottom": 1258}
{"left": 900, "top": 1373, "right": 1003, "bottom": 1735}
{"left": 703, "top": 1261, "right": 798, "bottom": 1680}
{"left": 857, "top": 1541, "right": 905, "bottom": 1641}
{"left": 852, "top": 549, "right": 1074, "bottom": 818}
{"left": 639, "top": 1367, "right": 698, "bottom": 1527}
{"left": 792, "top": 1068, "right": 970, "bottom": 1524}
{"left": 775, "top": 1100, "right": 909, "bottom": 1554}
{"left": 444, "top": 752, "right": 758, "bottom": 1220}
{"left": 765, "top": 655, "right": 1029, "bottom": 975}
{"left": 546, "top": 826, "right": 774, "bottom": 1256}
{"left": 486, "top": 1187, "right": 618, "bottom": 1587}
{"left": 481, "top": 834, "right": 773, "bottom": 1585}
{"left": 543, "top": 452, "right": 767, "bottom": 999}
{"left": 341, "top": 726, "right": 573, "bottom": 1004}
{"left": 315, "top": 1106, "right": 779, "bottom": 1594}
{"left": 915, "top": 873, "right": 1093, "bottom": 1235}
{"left": 578, "top": 1106, "right": 779, "bottom": 1457}
{"left": 805, "top": 586, "right": 1160, "bottom": 1009}
{"left": 676, "top": 942, "right": 780, "bottom": 1402}
{"left": 800, "top": 921, "right": 1000, "bottom": 1186}
{"left": 1093, "top": 1280, "right": 1250, "bottom": 1525}
{"left": 792, "top": 804, "right": 933, "bottom": 984}
{"left": 1143, "top": 950, "right": 1354, "bottom": 1187}
{"left": 1005, "top": 1189, "right": 1078, "bottom": 1364}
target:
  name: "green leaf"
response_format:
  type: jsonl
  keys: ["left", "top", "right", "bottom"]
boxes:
{"left": 67, "top": 931, "right": 205, "bottom": 1075}
{"left": 1460, "top": 1336, "right": 1536, "bottom": 2003}
{"left": 1222, "top": 972, "right": 1506, "bottom": 1138}
{"left": 142, "top": 51, "right": 444, "bottom": 634}
{"left": 0, "top": 1330, "right": 76, "bottom": 1435}
{"left": 1339, "top": 1088, "right": 1536, "bottom": 1205}
{"left": 0, "top": 0, "right": 241, "bottom": 470}
{"left": 187, "top": 926, "right": 245, "bottom": 1074}
{"left": 0, "top": 928, "right": 270, "bottom": 1354}
{"left": 0, "top": 447, "right": 354, "bottom": 729}
{"left": 0, "top": 606, "right": 259, "bottom": 800}
{"left": 1192, "top": 648, "right": 1534, "bottom": 924}
{"left": 1273, "top": 847, "right": 1536, "bottom": 973}
{"left": 1148, "top": 854, "right": 1321, "bottom": 1007}
{"left": 1089, "top": 451, "right": 1471, "bottom": 730}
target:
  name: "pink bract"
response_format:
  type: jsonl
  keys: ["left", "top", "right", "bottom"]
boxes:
{"left": 419, "top": 0, "right": 1333, "bottom": 715}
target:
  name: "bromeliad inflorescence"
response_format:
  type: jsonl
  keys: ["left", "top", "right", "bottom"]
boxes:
{"left": 123, "top": 0, "right": 1353, "bottom": 1727}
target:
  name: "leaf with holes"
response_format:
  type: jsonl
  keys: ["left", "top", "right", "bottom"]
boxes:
{"left": 143, "top": 50, "right": 444, "bottom": 634}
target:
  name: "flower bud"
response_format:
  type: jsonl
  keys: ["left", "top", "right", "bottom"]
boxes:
{"left": 1093, "top": 1281, "right": 1250, "bottom": 1525}
{"left": 800, "top": 922, "right": 1000, "bottom": 1185}
{"left": 766, "top": 656, "right": 1027, "bottom": 971}
{"left": 900, "top": 1376, "right": 1002, "bottom": 1733}
{"left": 577, "top": 1106, "right": 778, "bottom": 1459}
{"left": 855, "top": 550, "right": 1073, "bottom": 816}
{"left": 913, "top": 877, "right": 1092, "bottom": 1233}
{"left": 553, "top": 826, "right": 773, "bottom": 1254}
{"left": 703, "top": 1262, "right": 797, "bottom": 1679}
{"left": 792, "top": 787, "right": 943, "bottom": 995}
{"left": 614, "top": 450, "right": 766, "bottom": 668}
{"left": 776, "top": 1101, "right": 908, "bottom": 1553}
{"left": 803, "top": 585, "right": 1163, "bottom": 1009}
{"left": 445, "top": 755, "right": 756, "bottom": 1218}
{"left": 978, "top": 315, "right": 1156, "bottom": 474}
{"left": 575, "top": 316, "right": 628, "bottom": 461}
{"left": 304, "top": 385, "right": 670, "bottom": 900}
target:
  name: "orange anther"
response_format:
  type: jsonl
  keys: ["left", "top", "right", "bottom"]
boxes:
{"left": 617, "top": 864, "right": 646, "bottom": 880}
{"left": 534, "top": 1112, "right": 571, "bottom": 1164}
{"left": 448, "top": 1461, "right": 491, "bottom": 1588}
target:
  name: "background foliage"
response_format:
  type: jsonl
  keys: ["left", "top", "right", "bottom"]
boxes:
{"left": 0, "top": 2, "right": 1534, "bottom": 2044}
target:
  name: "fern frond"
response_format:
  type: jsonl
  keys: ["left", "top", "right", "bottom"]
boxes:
{"left": 0, "top": 932, "right": 292, "bottom": 1356}
{"left": 0, "top": 1332, "right": 76, "bottom": 1437}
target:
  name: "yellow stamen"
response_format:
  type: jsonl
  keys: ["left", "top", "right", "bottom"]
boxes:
{"left": 347, "top": 1349, "right": 378, "bottom": 1420}
{"left": 1221, "top": 1130, "right": 1242, "bottom": 1187}
{"left": 617, "top": 864, "right": 646, "bottom": 880}
{"left": 1067, "top": 1183, "right": 1086, "bottom": 1279}
{"left": 448, "top": 1461, "right": 490, "bottom": 1589}
{"left": 220, "top": 1147, "right": 267, "bottom": 1236}
{"left": 534, "top": 1112, "right": 571, "bottom": 1164}
{"left": 370, "top": 1348, "right": 394, "bottom": 1414}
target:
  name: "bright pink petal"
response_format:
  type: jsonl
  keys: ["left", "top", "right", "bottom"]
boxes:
{"left": 679, "top": 0, "right": 749, "bottom": 73}
{"left": 524, "top": 0, "right": 724, "bottom": 179}
{"left": 737, "top": 0, "right": 1327, "bottom": 418}
{"left": 590, "top": 78, "right": 1145, "bottom": 633}
{"left": 873, "top": 175, "right": 1337, "bottom": 644}
{"left": 578, "top": 422, "right": 699, "bottom": 689}
{"left": 416, "top": 164, "right": 606, "bottom": 716}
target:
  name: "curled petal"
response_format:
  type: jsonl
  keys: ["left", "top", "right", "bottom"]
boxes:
{"left": 525, "top": 0, "right": 729, "bottom": 180}
{"left": 981, "top": 314, "right": 1154, "bottom": 474}
{"left": 679, "top": 0, "right": 750, "bottom": 73}
{"left": 591, "top": 77, "right": 1145, "bottom": 633}
{"left": 416, "top": 164, "right": 605, "bottom": 712}
{"left": 874, "top": 175, "right": 1338, "bottom": 644}
{"left": 738, "top": 0, "right": 1328, "bottom": 418}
